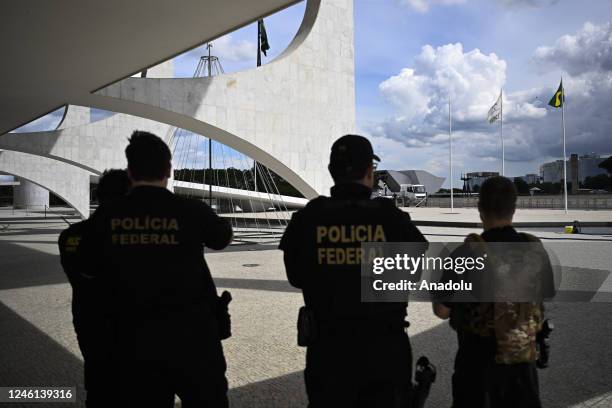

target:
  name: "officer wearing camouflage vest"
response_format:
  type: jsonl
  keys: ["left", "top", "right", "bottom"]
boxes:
{"left": 433, "top": 176, "right": 555, "bottom": 408}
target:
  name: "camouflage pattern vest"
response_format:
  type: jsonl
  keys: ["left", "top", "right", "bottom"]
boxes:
{"left": 460, "top": 233, "right": 544, "bottom": 365}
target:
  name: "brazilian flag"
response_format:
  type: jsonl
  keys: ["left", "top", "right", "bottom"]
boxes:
{"left": 549, "top": 80, "right": 565, "bottom": 108}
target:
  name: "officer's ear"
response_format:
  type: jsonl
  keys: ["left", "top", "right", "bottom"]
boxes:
{"left": 366, "top": 163, "right": 374, "bottom": 179}
{"left": 165, "top": 161, "right": 172, "bottom": 179}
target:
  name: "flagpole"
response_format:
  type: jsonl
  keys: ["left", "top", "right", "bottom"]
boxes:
{"left": 255, "top": 21, "right": 262, "bottom": 193}
{"left": 257, "top": 20, "right": 262, "bottom": 68}
{"left": 449, "top": 95, "right": 454, "bottom": 212}
{"left": 561, "top": 78, "right": 568, "bottom": 213}
{"left": 207, "top": 43, "right": 213, "bottom": 207}
{"left": 501, "top": 89, "right": 505, "bottom": 177}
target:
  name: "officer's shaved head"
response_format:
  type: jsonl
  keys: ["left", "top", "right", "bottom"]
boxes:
{"left": 97, "top": 169, "right": 131, "bottom": 206}
{"left": 478, "top": 176, "right": 517, "bottom": 219}
{"left": 125, "top": 131, "right": 172, "bottom": 182}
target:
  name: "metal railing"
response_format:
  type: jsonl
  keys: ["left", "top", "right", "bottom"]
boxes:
{"left": 425, "top": 196, "right": 612, "bottom": 210}
{"left": 11, "top": 204, "right": 49, "bottom": 217}
{"left": 4, "top": 205, "right": 79, "bottom": 218}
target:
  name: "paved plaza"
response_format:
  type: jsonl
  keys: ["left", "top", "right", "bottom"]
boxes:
{"left": 1, "top": 210, "right": 611, "bottom": 407}
{"left": 220, "top": 207, "right": 612, "bottom": 228}
{"left": 404, "top": 207, "right": 612, "bottom": 226}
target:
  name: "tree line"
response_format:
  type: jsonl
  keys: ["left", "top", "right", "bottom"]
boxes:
{"left": 173, "top": 167, "right": 303, "bottom": 198}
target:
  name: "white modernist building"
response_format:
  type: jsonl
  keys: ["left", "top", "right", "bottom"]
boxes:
{"left": 0, "top": 0, "right": 355, "bottom": 218}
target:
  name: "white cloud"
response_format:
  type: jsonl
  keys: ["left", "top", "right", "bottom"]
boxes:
{"left": 401, "top": 0, "right": 557, "bottom": 11}
{"left": 399, "top": 0, "right": 466, "bottom": 13}
{"left": 376, "top": 43, "right": 517, "bottom": 147}
{"left": 188, "top": 34, "right": 256, "bottom": 64}
{"left": 533, "top": 21, "right": 612, "bottom": 76}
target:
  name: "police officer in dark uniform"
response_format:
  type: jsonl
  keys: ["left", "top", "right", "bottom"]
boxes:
{"left": 280, "top": 134, "right": 428, "bottom": 407}
{"left": 433, "top": 176, "right": 555, "bottom": 408}
{"left": 81, "top": 131, "right": 232, "bottom": 408}
{"left": 58, "top": 169, "right": 130, "bottom": 408}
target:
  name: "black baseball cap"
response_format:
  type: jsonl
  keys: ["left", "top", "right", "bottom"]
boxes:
{"left": 329, "top": 135, "right": 380, "bottom": 173}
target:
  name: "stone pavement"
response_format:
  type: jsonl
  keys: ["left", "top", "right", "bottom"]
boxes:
{"left": 0, "top": 217, "right": 611, "bottom": 407}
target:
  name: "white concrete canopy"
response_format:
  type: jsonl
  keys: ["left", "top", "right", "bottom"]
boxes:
{"left": 0, "top": 109, "right": 172, "bottom": 175}
{"left": 78, "top": 0, "right": 355, "bottom": 197}
{"left": 0, "top": 0, "right": 301, "bottom": 135}
{"left": 0, "top": 62, "right": 174, "bottom": 175}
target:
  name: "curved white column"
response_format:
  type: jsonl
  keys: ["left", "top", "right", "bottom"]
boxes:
{"left": 0, "top": 150, "right": 90, "bottom": 218}
{"left": 13, "top": 178, "right": 49, "bottom": 209}
{"left": 77, "top": 0, "right": 355, "bottom": 198}
{"left": 0, "top": 113, "right": 172, "bottom": 175}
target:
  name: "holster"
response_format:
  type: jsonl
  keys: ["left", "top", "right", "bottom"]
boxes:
{"left": 412, "top": 356, "right": 437, "bottom": 408}
{"left": 216, "top": 291, "right": 232, "bottom": 340}
{"left": 297, "top": 306, "right": 318, "bottom": 347}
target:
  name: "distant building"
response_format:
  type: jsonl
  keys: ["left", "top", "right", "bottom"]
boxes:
{"left": 540, "top": 154, "right": 608, "bottom": 184}
{"left": 579, "top": 154, "right": 608, "bottom": 181}
{"left": 520, "top": 173, "right": 542, "bottom": 185}
{"left": 540, "top": 160, "right": 564, "bottom": 183}
{"left": 376, "top": 170, "right": 445, "bottom": 195}
{"left": 465, "top": 171, "right": 499, "bottom": 191}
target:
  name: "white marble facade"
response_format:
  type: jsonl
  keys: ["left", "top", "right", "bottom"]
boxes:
{"left": 0, "top": 0, "right": 355, "bottom": 218}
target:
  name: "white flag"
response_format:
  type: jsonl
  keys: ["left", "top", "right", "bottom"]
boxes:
{"left": 487, "top": 91, "right": 502, "bottom": 124}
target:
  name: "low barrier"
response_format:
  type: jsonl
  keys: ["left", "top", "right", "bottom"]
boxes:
{"left": 425, "top": 195, "right": 612, "bottom": 210}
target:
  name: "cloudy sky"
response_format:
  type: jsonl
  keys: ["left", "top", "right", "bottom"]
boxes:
{"left": 354, "top": 0, "right": 612, "bottom": 186}
{"left": 14, "top": 0, "right": 612, "bottom": 187}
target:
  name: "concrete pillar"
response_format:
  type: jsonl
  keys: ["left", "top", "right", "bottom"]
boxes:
{"left": 13, "top": 178, "right": 49, "bottom": 209}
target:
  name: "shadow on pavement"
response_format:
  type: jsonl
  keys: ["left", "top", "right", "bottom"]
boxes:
{"left": 1, "top": 240, "right": 611, "bottom": 407}
{"left": 0, "top": 241, "right": 67, "bottom": 291}
{"left": 226, "top": 301, "right": 612, "bottom": 408}
{"left": 0, "top": 302, "right": 85, "bottom": 408}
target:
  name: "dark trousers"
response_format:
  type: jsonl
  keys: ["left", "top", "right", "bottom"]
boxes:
{"left": 305, "top": 332, "right": 413, "bottom": 408}
{"left": 116, "top": 351, "right": 228, "bottom": 408}
{"left": 489, "top": 363, "right": 541, "bottom": 408}
{"left": 80, "top": 307, "right": 228, "bottom": 408}
{"left": 115, "top": 311, "right": 228, "bottom": 408}
{"left": 83, "top": 353, "right": 113, "bottom": 408}
{"left": 74, "top": 321, "right": 114, "bottom": 408}
{"left": 452, "top": 333, "right": 495, "bottom": 408}
{"left": 452, "top": 333, "right": 541, "bottom": 408}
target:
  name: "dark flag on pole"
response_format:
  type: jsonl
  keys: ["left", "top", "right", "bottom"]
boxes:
{"left": 548, "top": 80, "right": 565, "bottom": 108}
{"left": 258, "top": 19, "right": 270, "bottom": 57}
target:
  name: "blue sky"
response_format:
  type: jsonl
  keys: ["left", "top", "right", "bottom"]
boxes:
{"left": 174, "top": 0, "right": 612, "bottom": 186}
{"left": 12, "top": 0, "right": 612, "bottom": 187}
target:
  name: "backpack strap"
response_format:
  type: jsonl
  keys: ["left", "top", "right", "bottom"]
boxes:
{"left": 464, "top": 233, "right": 485, "bottom": 243}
